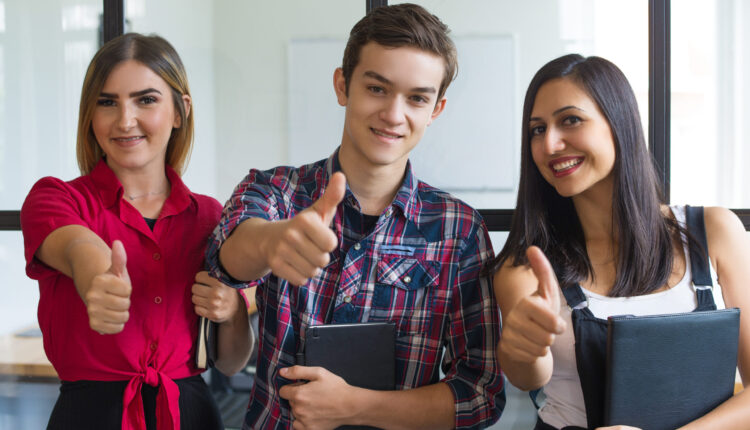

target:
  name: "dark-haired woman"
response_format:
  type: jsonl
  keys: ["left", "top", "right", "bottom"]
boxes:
{"left": 493, "top": 54, "right": 750, "bottom": 429}
{"left": 21, "top": 33, "right": 252, "bottom": 430}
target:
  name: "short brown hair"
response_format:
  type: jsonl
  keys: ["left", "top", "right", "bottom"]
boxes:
{"left": 341, "top": 3, "right": 457, "bottom": 102}
{"left": 76, "top": 33, "right": 193, "bottom": 175}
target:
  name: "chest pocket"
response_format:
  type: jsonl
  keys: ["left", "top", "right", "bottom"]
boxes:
{"left": 370, "top": 256, "right": 440, "bottom": 335}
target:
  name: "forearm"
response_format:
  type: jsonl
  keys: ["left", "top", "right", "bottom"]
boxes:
{"left": 219, "top": 218, "right": 274, "bottom": 281}
{"left": 679, "top": 389, "right": 750, "bottom": 430}
{"left": 214, "top": 297, "right": 252, "bottom": 376}
{"left": 498, "top": 343, "right": 553, "bottom": 391}
{"left": 348, "top": 382, "right": 455, "bottom": 430}
{"left": 37, "top": 225, "right": 111, "bottom": 301}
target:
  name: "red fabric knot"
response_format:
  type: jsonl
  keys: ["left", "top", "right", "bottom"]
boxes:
{"left": 144, "top": 366, "right": 159, "bottom": 387}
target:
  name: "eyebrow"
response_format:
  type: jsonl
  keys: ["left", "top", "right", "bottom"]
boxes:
{"left": 529, "top": 105, "right": 585, "bottom": 122}
{"left": 363, "top": 71, "right": 437, "bottom": 94}
{"left": 99, "top": 88, "right": 163, "bottom": 98}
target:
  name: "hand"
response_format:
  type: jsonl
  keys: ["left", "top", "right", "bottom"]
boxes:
{"left": 499, "top": 246, "right": 566, "bottom": 362}
{"left": 279, "top": 365, "right": 355, "bottom": 429}
{"left": 84, "top": 240, "right": 132, "bottom": 334}
{"left": 191, "top": 271, "right": 241, "bottom": 323}
{"left": 264, "top": 172, "right": 346, "bottom": 286}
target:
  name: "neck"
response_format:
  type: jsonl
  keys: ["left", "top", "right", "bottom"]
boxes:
{"left": 337, "top": 145, "right": 406, "bottom": 216}
{"left": 572, "top": 177, "right": 615, "bottom": 242}
{"left": 108, "top": 161, "right": 170, "bottom": 203}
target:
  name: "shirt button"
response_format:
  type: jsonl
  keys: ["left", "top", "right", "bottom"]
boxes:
{"left": 343, "top": 295, "right": 352, "bottom": 303}
{"left": 150, "top": 342, "right": 157, "bottom": 351}
{"left": 154, "top": 296, "right": 162, "bottom": 304}
{"left": 153, "top": 252, "right": 161, "bottom": 261}
{"left": 404, "top": 276, "right": 412, "bottom": 284}
{"left": 353, "top": 243, "right": 362, "bottom": 251}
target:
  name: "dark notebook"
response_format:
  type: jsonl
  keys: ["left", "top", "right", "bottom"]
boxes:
{"left": 298, "top": 322, "right": 396, "bottom": 430}
{"left": 604, "top": 308, "right": 740, "bottom": 430}
{"left": 195, "top": 316, "right": 217, "bottom": 369}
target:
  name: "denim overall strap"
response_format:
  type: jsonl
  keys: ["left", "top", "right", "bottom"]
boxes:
{"left": 685, "top": 205, "right": 717, "bottom": 311}
{"left": 563, "top": 283, "right": 609, "bottom": 429}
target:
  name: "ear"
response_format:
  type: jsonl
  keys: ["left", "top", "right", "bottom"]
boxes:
{"left": 427, "top": 97, "right": 447, "bottom": 126}
{"left": 333, "top": 68, "right": 348, "bottom": 107}
{"left": 174, "top": 94, "right": 192, "bottom": 128}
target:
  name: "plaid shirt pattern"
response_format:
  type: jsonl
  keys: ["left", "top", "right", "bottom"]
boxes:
{"left": 206, "top": 151, "right": 504, "bottom": 429}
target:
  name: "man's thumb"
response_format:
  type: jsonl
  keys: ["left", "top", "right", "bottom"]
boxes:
{"left": 315, "top": 172, "right": 346, "bottom": 224}
{"left": 109, "top": 240, "right": 128, "bottom": 278}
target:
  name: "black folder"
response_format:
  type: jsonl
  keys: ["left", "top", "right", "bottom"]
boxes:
{"left": 604, "top": 308, "right": 740, "bottom": 430}
{"left": 298, "top": 322, "right": 395, "bottom": 430}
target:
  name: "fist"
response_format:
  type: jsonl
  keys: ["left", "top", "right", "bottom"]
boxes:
{"left": 85, "top": 240, "right": 132, "bottom": 334}
{"left": 191, "top": 271, "right": 241, "bottom": 323}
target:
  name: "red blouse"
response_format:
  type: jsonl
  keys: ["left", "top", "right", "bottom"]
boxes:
{"left": 21, "top": 159, "right": 221, "bottom": 430}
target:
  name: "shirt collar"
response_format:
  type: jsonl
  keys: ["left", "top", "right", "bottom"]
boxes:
{"left": 324, "top": 147, "right": 419, "bottom": 221}
{"left": 89, "top": 158, "right": 194, "bottom": 216}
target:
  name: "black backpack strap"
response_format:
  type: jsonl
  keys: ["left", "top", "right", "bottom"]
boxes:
{"left": 685, "top": 205, "right": 712, "bottom": 287}
{"left": 685, "top": 205, "right": 717, "bottom": 310}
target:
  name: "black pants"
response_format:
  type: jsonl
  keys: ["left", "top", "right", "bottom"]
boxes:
{"left": 47, "top": 374, "right": 223, "bottom": 430}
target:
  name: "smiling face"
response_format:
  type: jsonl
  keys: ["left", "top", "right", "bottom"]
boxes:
{"left": 529, "top": 77, "right": 616, "bottom": 199}
{"left": 92, "top": 60, "right": 186, "bottom": 176}
{"left": 334, "top": 42, "right": 446, "bottom": 175}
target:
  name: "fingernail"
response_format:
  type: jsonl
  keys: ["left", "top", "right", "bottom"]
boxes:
{"left": 280, "top": 367, "right": 288, "bottom": 375}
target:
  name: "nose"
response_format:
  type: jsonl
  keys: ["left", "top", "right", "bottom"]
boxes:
{"left": 542, "top": 126, "right": 566, "bottom": 154}
{"left": 116, "top": 103, "right": 137, "bottom": 131}
{"left": 379, "top": 96, "right": 405, "bottom": 126}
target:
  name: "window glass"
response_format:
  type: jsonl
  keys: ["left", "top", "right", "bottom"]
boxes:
{"left": 0, "top": 0, "right": 101, "bottom": 210}
{"left": 126, "top": 1, "right": 648, "bottom": 211}
{"left": 670, "top": 0, "right": 750, "bottom": 207}
{"left": 393, "top": 0, "right": 649, "bottom": 209}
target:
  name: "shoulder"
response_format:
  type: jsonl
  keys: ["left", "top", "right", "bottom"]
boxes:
{"left": 22, "top": 175, "right": 92, "bottom": 212}
{"left": 704, "top": 206, "right": 745, "bottom": 243}
{"left": 703, "top": 206, "right": 746, "bottom": 255}
{"left": 189, "top": 191, "right": 223, "bottom": 218}
{"left": 240, "top": 158, "right": 327, "bottom": 197}
{"left": 414, "top": 180, "right": 486, "bottom": 240}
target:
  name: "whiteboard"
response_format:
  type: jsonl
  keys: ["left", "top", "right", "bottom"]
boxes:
{"left": 288, "top": 36, "right": 516, "bottom": 192}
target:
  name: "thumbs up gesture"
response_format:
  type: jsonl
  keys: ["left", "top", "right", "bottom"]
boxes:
{"left": 84, "top": 240, "right": 132, "bottom": 334}
{"left": 264, "top": 172, "right": 346, "bottom": 286}
{"left": 499, "top": 246, "right": 566, "bottom": 363}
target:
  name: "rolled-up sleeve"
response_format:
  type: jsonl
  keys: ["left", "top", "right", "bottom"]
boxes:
{"left": 441, "top": 221, "right": 505, "bottom": 429}
{"left": 205, "top": 168, "right": 286, "bottom": 289}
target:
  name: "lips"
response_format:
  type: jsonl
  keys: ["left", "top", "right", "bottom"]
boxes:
{"left": 111, "top": 136, "right": 145, "bottom": 147}
{"left": 371, "top": 128, "right": 403, "bottom": 140}
{"left": 549, "top": 156, "right": 583, "bottom": 177}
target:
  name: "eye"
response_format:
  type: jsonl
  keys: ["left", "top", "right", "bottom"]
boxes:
{"left": 529, "top": 124, "right": 546, "bottom": 137}
{"left": 562, "top": 115, "right": 582, "bottom": 126}
{"left": 368, "top": 86, "right": 385, "bottom": 95}
{"left": 96, "top": 98, "right": 115, "bottom": 107}
{"left": 409, "top": 95, "right": 428, "bottom": 104}
{"left": 139, "top": 95, "right": 157, "bottom": 105}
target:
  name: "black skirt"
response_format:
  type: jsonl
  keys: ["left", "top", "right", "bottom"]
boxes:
{"left": 47, "top": 374, "right": 223, "bottom": 430}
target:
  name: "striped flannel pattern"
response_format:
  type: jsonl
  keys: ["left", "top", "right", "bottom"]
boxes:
{"left": 206, "top": 150, "right": 504, "bottom": 429}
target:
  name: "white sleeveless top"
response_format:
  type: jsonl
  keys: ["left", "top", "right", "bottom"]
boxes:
{"left": 537, "top": 206, "right": 724, "bottom": 428}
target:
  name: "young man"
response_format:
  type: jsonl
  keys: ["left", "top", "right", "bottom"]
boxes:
{"left": 206, "top": 4, "right": 504, "bottom": 429}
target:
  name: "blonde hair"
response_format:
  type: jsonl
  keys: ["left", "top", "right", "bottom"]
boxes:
{"left": 76, "top": 33, "right": 193, "bottom": 175}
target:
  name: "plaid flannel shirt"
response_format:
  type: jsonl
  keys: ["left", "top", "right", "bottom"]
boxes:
{"left": 206, "top": 150, "right": 504, "bottom": 429}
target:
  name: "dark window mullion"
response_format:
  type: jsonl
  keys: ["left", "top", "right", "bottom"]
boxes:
{"left": 649, "top": 0, "right": 670, "bottom": 204}
{"left": 102, "top": 0, "right": 125, "bottom": 44}
{"left": 366, "top": 0, "right": 388, "bottom": 13}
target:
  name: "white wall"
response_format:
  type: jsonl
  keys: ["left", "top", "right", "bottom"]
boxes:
{"left": 0, "top": 0, "right": 651, "bottom": 335}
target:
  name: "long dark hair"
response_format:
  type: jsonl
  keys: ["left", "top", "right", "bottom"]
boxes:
{"left": 493, "top": 54, "right": 683, "bottom": 297}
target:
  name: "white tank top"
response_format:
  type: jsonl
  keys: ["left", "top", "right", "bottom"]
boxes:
{"left": 537, "top": 205, "right": 724, "bottom": 428}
